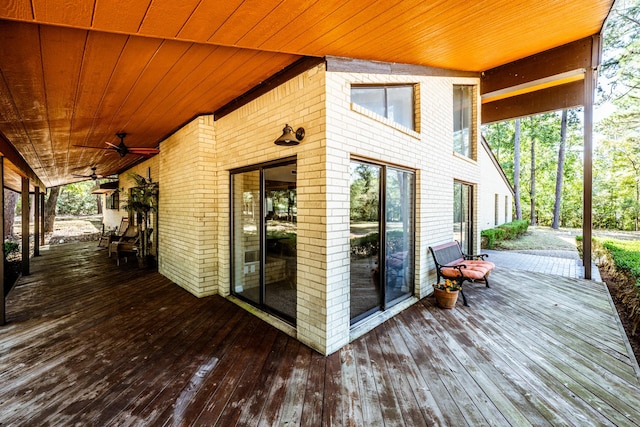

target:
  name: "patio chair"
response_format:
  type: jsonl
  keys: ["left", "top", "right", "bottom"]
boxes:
{"left": 98, "top": 217, "right": 129, "bottom": 248}
{"left": 109, "top": 224, "right": 139, "bottom": 265}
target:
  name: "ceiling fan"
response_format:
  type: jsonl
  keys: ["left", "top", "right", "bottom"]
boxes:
{"left": 74, "top": 132, "right": 160, "bottom": 157}
{"left": 72, "top": 166, "right": 116, "bottom": 181}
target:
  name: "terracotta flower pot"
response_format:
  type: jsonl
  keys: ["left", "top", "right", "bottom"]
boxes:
{"left": 434, "top": 287, "right": 459, "bottom": 309}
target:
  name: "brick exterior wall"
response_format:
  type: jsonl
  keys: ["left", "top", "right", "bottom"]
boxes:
{"left": 478, "top": 142, "right": 514, "bottom": 230}
{"left": 118, "top": 62, "right": 484, "bottom": 355}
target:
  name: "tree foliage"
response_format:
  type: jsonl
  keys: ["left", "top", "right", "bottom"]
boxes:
{"left": 483, "top": 111, "right": 583, "bottom": 228}
{"left": 56, "top": 181, "right": 98, "bottom": 216}
{"left": 350, "top": 163, "right": 380, "bottom": 222}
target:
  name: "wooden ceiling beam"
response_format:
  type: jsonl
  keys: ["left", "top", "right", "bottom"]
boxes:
{"left": 481, "top": 80, "right": 584, "bottom": 124}
{"left": 0, "top": 132, "right": 46, "bottom": 190}
{"left": 481, "top": 36, "right": 600, "bottom": 95}
{"left": 481, "top": 35, "right": 601, "bottom": 123}
{"left": 325, "top": 56, "right": 479, "bottom": 78}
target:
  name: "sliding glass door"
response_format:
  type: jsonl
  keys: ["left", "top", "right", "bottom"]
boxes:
{"left": 350, "top": 160, "right": 415, "bottom": 324}
{"left": 231, "top": 160, "right": 297, "bottom": 323}
{"left": 453, "top": 181, "right": 473, "bottom": 254}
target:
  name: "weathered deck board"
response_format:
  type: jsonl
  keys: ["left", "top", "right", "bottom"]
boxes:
{"left": 0, "top": 242, "right": 639, "bottom": 426}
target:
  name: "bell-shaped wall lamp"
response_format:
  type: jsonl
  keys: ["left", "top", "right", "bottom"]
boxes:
{"left": 274, "top": 124, "right": 305, "bottom": 146}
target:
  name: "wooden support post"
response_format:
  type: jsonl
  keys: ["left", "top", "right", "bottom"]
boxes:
{"left": 1, "top": 157, "right": 5, "bottom": 325}
{"left": 40, "top": 192, "right": 45, "bottom": 246}
{"left": 583, "top": 67, "right": 594, "bottom": 280}
{"left": 21, "top": 177, "right": 29, "bottom": 276}
{"left": 34, "top": 186, "right": 40, "bottom": 256}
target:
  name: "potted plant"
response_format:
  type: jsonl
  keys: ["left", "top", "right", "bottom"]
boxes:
{"left": 121, "top": 173, "right": 158, "bottom": 268}
{"left": 433, "top": 279, "right": 462, "bottom": 309}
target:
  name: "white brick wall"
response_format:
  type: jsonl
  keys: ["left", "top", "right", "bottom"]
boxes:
{"left": 118, "top": 62, "right": 487, "bottom": 355}
{"left": 478, "top": 142, "right": 513, "bottom": 231}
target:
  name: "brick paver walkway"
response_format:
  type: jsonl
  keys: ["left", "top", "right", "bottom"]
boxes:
{"left": 483, "top": 249, "right": 602, "bottom": 281}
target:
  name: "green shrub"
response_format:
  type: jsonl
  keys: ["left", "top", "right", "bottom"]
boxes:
{"left": 601, "top": 239, "right": 640, "bottom": 284}
{"left": 4, "top": 240, "right": 19, "bottom": 258}
{"left": 481, "top": 228, "right": 505, "bottom": 249}
{"left": 481, "top": 220, "right": 529, "bottom": 249}
{"left": 598, "top": 238, "right": 640, "bottom": 335}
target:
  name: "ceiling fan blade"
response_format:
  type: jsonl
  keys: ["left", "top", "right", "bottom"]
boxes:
{"left": 126, "top": 148, "right": 160, "bottom": 158}
{"left": 73, "top": 144, "right": 111, "bottom": 150}
{"left": 128, "top": 147, "right": 160, "bottom": 152}
{"left": 104, "top": 141, "right": 120, "bottom": 149}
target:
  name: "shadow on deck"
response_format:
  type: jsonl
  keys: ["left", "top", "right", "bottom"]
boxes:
{"left": 1, "top": 242, "right": 639, "bottom": 426}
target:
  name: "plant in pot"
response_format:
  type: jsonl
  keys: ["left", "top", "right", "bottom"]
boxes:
{"left": 121, "top": 173, "right": 158, "bottom": 268}
{"left": 433, "top": 279, "right": 462, "bottom": 309}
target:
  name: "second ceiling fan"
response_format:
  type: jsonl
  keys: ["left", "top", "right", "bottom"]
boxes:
{"left": 76, "top": 132, "right": 160, "bottom": 158}
{"left": 72, "top": 166, "right": 117, "bottom": 181}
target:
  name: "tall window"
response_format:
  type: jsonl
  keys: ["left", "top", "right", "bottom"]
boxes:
{"left": 505, "top": 195, "right": 509, "bottom": 222}
{"left": 453, "top": 85, "right": 473, "bottom": 157}
{"left": 351, "top": 85, "right": 415, "bottom": 129}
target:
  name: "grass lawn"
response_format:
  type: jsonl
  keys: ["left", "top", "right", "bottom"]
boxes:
{"left": 494, "top": 226, "right": 579, "bottom": 251}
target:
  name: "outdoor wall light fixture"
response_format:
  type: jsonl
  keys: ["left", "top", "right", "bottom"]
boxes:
{"left": 274, "top": 124, "right": 305, "bottom": 146}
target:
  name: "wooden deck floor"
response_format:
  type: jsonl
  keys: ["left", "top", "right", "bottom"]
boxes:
{"left": 1, "top": 242, "right": 639, "bottom": 426}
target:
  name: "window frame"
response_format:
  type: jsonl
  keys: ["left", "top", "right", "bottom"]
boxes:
{"left": 351, "top": 84, "right": 416, "bottom": 130}
{"left": 105, "top": 191, "right": 119, "bottom": 210}
{"left": 453, "top": 84, "right": 475, "bottom": 159}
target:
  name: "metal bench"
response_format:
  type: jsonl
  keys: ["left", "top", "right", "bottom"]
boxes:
{"left": 428, "top": 241, "right": 495, "bottom": 306}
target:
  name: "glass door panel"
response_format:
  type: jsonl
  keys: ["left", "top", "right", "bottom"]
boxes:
{"left": 454, "top": 181, "right": 473, "bottom": 253}
{"left": 350, "top": 161, "right": 414, "bottom": 324}
{"left": 232, "top": 170, "right": 261, "bottom": 305}
{"left": 385, "top": 168, "right": 414, "bottom": 304}
{"left": 231, "top": 161, "right": 297, "bottom": 324}
{"left": 264, "top": 165, "right": 297, "bottom": 321}
{"left": 349, "top": 162, "right": 382, "bottom": 322}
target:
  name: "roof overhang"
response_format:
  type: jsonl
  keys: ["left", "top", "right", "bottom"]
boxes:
{"left": 91, "top": 180, "right": 119, "bottom": 194}
{"left": 0, "top": 1, "right": 615, "bottom": 187}
{"left": 481, "top": 36, "right": 602, "bottom": 124}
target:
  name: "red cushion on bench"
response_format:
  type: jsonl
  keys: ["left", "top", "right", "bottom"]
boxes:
{"left": 441, "top": 265, "right": 489, "bottom": 280}
{"left": 462, "top": 259, "right": 496, "bottom": 270}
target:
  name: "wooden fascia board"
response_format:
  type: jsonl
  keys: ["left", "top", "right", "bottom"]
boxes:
{"left": 481, "top": 36, "right": 599, "bottom": 95}
{"left": 481, "top": 80, "right": 584, "bottom": 124}
{"left": 480, "top": 35, "right": 601, "bottom": 124}
{"left": 325, "top": 56, "right": 479, "bottom": 78}
{"left": 0, "top": 133, "right": 46, "bottom": 190}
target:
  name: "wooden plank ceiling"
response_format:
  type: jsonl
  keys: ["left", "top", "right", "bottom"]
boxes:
{"left": 0, "top": 0, "right": 614, "bottom": 188}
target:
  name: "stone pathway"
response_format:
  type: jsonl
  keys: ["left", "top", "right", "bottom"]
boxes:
{"left": 483, "top": 249, "right": 602, "bottom": 282}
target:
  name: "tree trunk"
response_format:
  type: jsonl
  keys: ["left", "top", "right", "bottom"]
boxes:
{"left": 4, "top": 190, "right": 18, "bottom": 238}
{"left": 530, "top": 136, "right": 537, "bottom": 226}
{"left": 514, "top": 119, "right": 522, "bottom": 220}
{"left": 636, "top": 179, "right": 640, "bottom": 232}
{"left": 552, "top": 110, "right": 568, "bottom": 229}
{"left": 44, "top": 186, "right": 61, "bottom": 233}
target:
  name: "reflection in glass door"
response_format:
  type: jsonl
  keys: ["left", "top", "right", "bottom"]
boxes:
{"left": 349, "top": 162, "right": 381, "bottom": 321}
{"left": 231, "top": 161, "right": 297, "bottom": 323}
{"left": 264, "top": 165, "right": 297, "bottom": 320}
{"left": 350, "top": 160, "right": 414, "bottom": 324}
{"left": 454, "top": 181, "right": 473, "bottom": 254}
{"left": 385, "top": 168, "right": 415, "bottom": 305}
